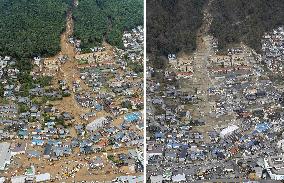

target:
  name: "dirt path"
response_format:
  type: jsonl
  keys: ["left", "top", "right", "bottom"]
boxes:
{"left": 190, "top": 0, "right": 215, "bottom": 124}
{"left": 191, "top": 36, "right": 214, "bottom": 122}
{"left": 178, "top": 0, "right": 220, "bottom": 135}
{"left": 198, "top": 0, "right": 214, "bottom": 36}
{"left": 189, "top": 0, "right": 239, "bottom": 135}
{"left": 59, "top": 7, "right": 76, "bottom": 87}
{"left": 6, "top": 146, "right": 140, "bottom": 182}
{"left": 51, "top": 3, "right": 91, "bottom": 124}
{"left": 51, "top": 6, "right": 119, "bottom": 124}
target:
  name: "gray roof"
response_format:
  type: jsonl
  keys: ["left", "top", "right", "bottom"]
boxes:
{"left": 0, "top": 142, "right": 11, "bottom": 170}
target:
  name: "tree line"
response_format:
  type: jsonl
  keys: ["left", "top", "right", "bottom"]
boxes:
{"left": 146, "top": 0, "right": 207, "bottom": 58}
{"left": 210, "top": 0, "right": 284, "bottom": 53}
{"left": 0, "top": 0, "right": 69, "bottom": 58}
{"left": 73, "top": 0, "right": 143, "bottom": 52}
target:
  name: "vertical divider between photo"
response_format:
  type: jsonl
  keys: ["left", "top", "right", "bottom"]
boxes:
{"left": 143, "top": 0, "right": 147, "bottom": 182}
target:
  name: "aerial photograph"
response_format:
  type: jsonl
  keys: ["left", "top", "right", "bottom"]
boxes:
{"left": 0, "top": 0, "right": 144, "bottom": 182}
{"left": 146, "top": 0, "right": 284, "bottom": 182}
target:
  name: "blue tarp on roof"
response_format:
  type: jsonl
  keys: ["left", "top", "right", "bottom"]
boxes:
{"left": 47, "top": 140, "right": 62, "bottom": 146}
{"left": 95, "top": 104, "right": 103, "bottom": 111}
{"left": 32, "top": 139, "right": 44, "bottom": 145}
{"left": 172, "top": 143, "right": 180, "bottom": 148}
{"left": 166, "top": 142, "right": 180, "bottom": 149}
{"left": 155, "top": 132, "right": 164, "bottom": 138}
{"left": 124, "top": 112, "right": 141, "bottom": 122}
{"left": 239, "top": 135, "right": 248, "bottom": 142}
{"left": 255, "top": 122, "right": 270, "bottom": 133}
{"left": 18, "top": 129, "right": 28, "bottom": 136}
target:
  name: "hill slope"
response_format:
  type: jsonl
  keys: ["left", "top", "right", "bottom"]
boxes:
{"left": 147, "top": 0, "right": 284, "bottom": 57}
{"left": 210, "top": 0, "right": 284, "bottom": 52}
{"left": 146, "top": 0, "right": 207, "bottom": 56}
{"left": 0, "top": 0, "right": 69, "bottom": 58}
{"left": 73, "top": 0, "right": 143, "bottom": 51}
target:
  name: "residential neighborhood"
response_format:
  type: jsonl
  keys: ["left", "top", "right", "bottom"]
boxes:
{"left": 146, "top": 26, "right": 284, "bottom": 182}
{"left": 4, "top": 0, "right": 284, "bottom": 182}
{"left": 0, "top": 24, "right": 144, "bottom": 182}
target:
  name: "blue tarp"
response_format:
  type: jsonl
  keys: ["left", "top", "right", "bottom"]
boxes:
{"left": 255, "top": 122, "right": 270, "bottom": 133}
{"left": 124, "top": 112, "right": 141, "bottom": 122}
{"left": 95, "top": 104, "right": 103, "bottom": 111}
{"left": 18, "top": 129, "right": 28, "bottom": 136}
{"left": 155, "top": 132, "right": 164, "bottom": 138}
{"left": 32, "top": 139, "right": 44, "bottom": 145}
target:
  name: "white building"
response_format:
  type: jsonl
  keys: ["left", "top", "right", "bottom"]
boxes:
{"left": 86, "top": 117, "right": 108, "bottom": 132}
{"left": 0, "top": 142, "right": 11, "bottom": 170}
{"left": 33, "top": 56, "right": 42, "bottom": 66}
{"left": 35, "top": 173, "right": 51, "bottom": 182}
{"left": 115, "top": 175, "right": 143, "bottom": 183}
{"left": 172, "top": 173, "right": 186, "bottom": 182}
{"left": 11, "top": 175, "right": 26, "bottom": 183}
{"left": 277, "top": 139, "right": 284, "bottom": 152}
{"left": 0, "top": 177, "right": 5, "bottom": 183}
{"left": 150, "top": 175, "right": 163, "bottom": 183}
{"left": 264, "top": 155, "right": 284, "bottom": 180}
{"left": 220, "top": 125, "right": 239, "bottom": 138}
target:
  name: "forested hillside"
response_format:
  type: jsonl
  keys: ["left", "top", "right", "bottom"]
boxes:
{"left": 0, "top": 0, "right": 69, "bottom": 58}
{"left": 146, "top": 0, "right": 207, "bottom": 56}
{"left": 210, "top": 0, "right": 284, "bottom": 53}
{"left": 73, "top": 0, "right": 143, "bottom": 51}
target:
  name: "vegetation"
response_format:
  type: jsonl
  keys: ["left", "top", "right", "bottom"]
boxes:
{"left": 0, "top": 0, "right": 69, "bottom": 58}
{"left": 32, "top": 97, "right": 47, "bottom": 106}
{"left": 107, "top": 155, "right": 123, "bottom": 165}
{"left": 35, "top": 76, "right": 53, "bottom": 87}
{"left": 0, "top": 82, "right": 4, "bottom": 98}
{"left": 18, "top": 103, "right": 29, "bottom": 113}
{"left": 15, "top": 59, "right": 54, "bottom": 98}
{"left": 55, "top": 117, "right": 66, "bottom": 127}
{"left": 127, "top": 61, "right": 143, "bottom": 73}
{"left": 16, "top": 58, "right": 34, "bottom": 96}
{"left": 146, "top": 0, "right": 207, "bottom": 56}
{"left": 121, "top": 100, "right": 132, "bottom": 109}
{"left": 73, "top": 0, "right": 143, "bottom": 51}
{"left": 210, "top": 0, "right": 284, "bottom": 53}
